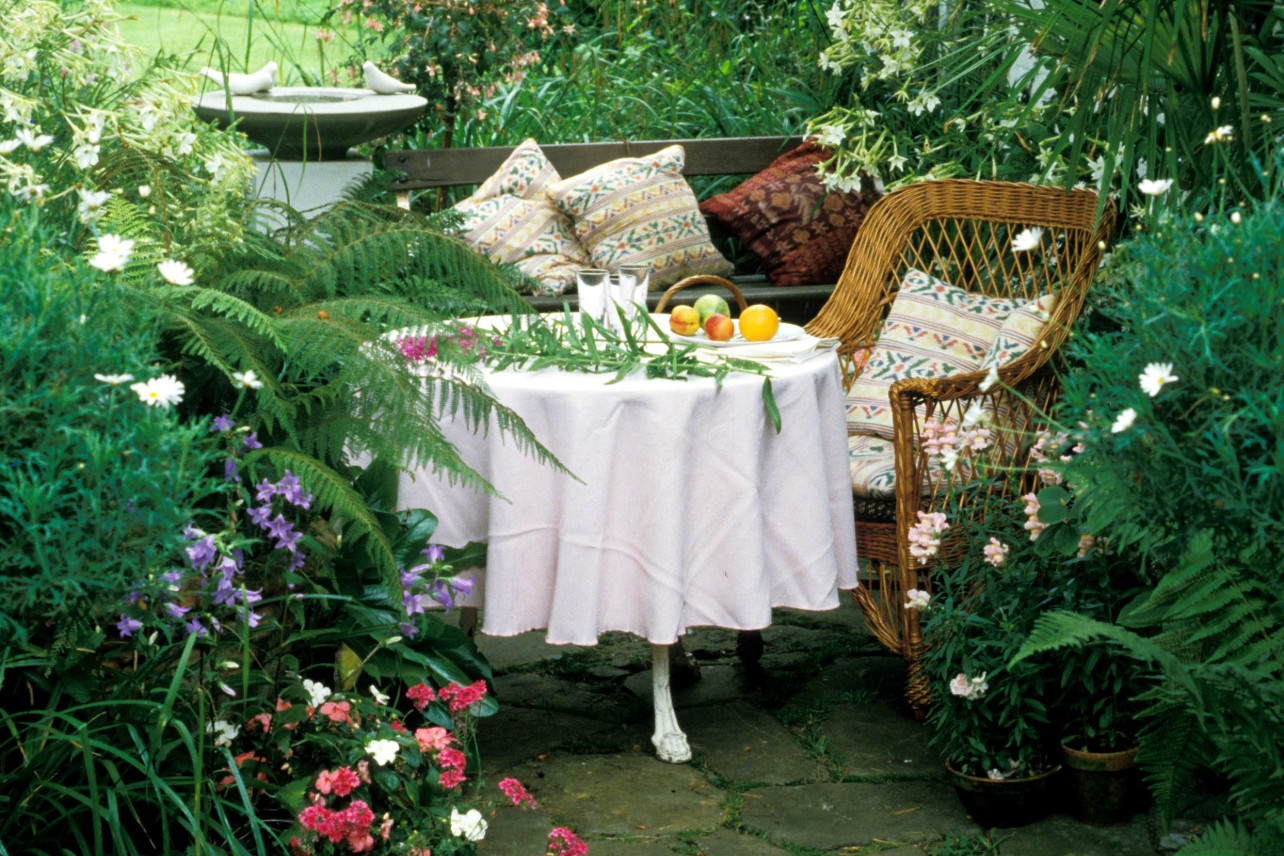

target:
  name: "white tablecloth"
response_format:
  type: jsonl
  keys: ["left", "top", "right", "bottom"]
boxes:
{"left": 398, "top": 349, "right": 858, "bottom": 645}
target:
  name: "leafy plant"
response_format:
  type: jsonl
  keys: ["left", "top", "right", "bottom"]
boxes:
{"left": 1013, "top": 198, "right": 1284, "bottom": 853}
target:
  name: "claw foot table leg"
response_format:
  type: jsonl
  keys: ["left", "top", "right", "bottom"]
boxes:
{"left": 650, "top": 644, "right": 692, "bottom": 763}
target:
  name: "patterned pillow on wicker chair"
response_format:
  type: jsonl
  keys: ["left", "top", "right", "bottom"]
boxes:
{"left": 844, "top": 269, "right": 1022, "bottom": 438}
{"left": 452, "top": 139, "right": 591, "bottom": 296}
{"left": 549, "top": 144, "right": 733, "bottom": 288}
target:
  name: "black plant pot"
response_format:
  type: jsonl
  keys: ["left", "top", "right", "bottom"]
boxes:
{"left": 1061, "top": 744, "right": 1144, "bottom": 825}
{"left": 945, "top": 760, "right": 1062, "bottom": 828}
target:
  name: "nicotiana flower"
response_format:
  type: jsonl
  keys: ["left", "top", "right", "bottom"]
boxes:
{"left": 14, "top": 128, "right": 53, "bottom": 151}
{"left": 449, "top": 807, "right": 488, "bottom": 842}
{"left": 983, "top": 537, "right": 1009, "bottom": 567}
{"left": 949, "top": 671, "right": 989, "bottom": 701}
{"left": 979, "top": 364, "right": 1000, "bottom": 393}
{"left": 369, "top": 684, "right": 390, "bottom": 706}
{"left": 232, "top": 369, "right": 264, "bottom": 389}
{"left": 904, "top": 588, "right": 931, "bottom": 610}
{"left": 1111, "top": 407, "right": 1137, "bottom": 434}
{"left": 157, "top": 259, "right": 194, "bottom": 285}
{"left": 301, "top": 678, "right": 331, "bottom": 707}
{"left": 206, "top": 719, "right": 240, "bottom": 747}
{"left": 95, "top": 372, "right": 134, "bottom": 386}
{"left": 1139, "top": 362, "right": 1178, "bottom": 397}
{"left": 1204, "top": 124, "right": 1234, "bottom": 144}
{"left": 1137, "top": 178, "right": 1173, "bottom": 196}
{"left": 89, "top": 234, "right": 135, "bottom": 273}
{"left": 365, "top": 738, "right": 401, "bottom": 766}
{"left": 1010, "top": 226, "right": 1043, "bottom": 253}
{"left": 129, "top": 374, "right": 185, "bottom": 408}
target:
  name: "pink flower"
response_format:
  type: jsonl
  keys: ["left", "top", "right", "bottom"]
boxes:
{"left": 499, "top": 777, "right": 537, "bottom": 809}
{"left": 246, "top": 712, "right": 273, "bottom": 732}
{"left": 547, "top": 826, "right": 589, "bottom": 856}
{"left": 907, "top": 511, "right": 949, "bottom": 565}
{"left": 415, "top": 726, "right": 454, "bottom": 752}
{"left": 398, "top": 336, "right": 438, "bottom": 364}
{"left": 949, "top": 671, "right": 989, "bottom": 700}
{"left": 319, "top": 700, "right": 353, "bottom": 725}
{"left": 439, "top": 768, "right": 466, "bottom": 789}
{"left": 438, "top": 747, "right": 466, "bottom": 771}
{"left": 983, "top": 537, "right": 1009, "bottom": 567}
{"left": 315, "top": 766, "right": 361, "bottom": 797}
{"left": 1022, "top": 493, "right": 1046, "bottom": 542}
{"left": 437, "top": 679, "right": 488, "bottom": 714}
{"left": 406, "top": 683, "right": 436, "bottom": 710}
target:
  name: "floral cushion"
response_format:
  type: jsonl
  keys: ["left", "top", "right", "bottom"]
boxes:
{"left": 549, "top": 144, "right": 733, "bottom": 288}
{"left": 845, "top": 270, "right": 1022, "bottom": 438}
{"left": 451, "top": 139, "right": 590, "bottom": 297}
{"left": 978, "top": 293, "right": 1059, "bottom": 370}
{"left": 699, "top": 140, "right": 879, "bottom": 286}
{"left": 848, "top": 434, "right": 946, "bottom": 500}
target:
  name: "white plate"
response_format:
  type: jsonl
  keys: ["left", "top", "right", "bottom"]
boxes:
{"left": 662, "top": 317, "right": 806, "bottom": 348}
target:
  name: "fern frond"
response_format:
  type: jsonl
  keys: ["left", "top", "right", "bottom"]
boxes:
{"left": 1136, "top": 694, "right": 1212, "bottom": 828}
{"left": 1178, "top": 819, "right": 1259, "bottom": 856}
{"left": 162, "top": 286, "right": 286, "bottom": 350}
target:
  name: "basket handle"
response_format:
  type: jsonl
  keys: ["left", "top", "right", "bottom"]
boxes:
{"left": 654, "top": 275, "right": 749, "bottom": 313}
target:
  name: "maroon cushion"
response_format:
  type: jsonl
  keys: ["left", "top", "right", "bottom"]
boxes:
{"left": 699, "top": 140, "right": 880, "bottom": 287}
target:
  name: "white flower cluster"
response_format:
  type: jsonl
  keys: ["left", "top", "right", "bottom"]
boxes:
{"left": 949, "top": 671, "right": 988, "bottom": 701}
{"left": 907, "top": 510, "right": 949, "bottom": 566}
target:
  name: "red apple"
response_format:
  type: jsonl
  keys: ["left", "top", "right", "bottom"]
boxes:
{"left": 704, "top": 313, "right": 734, "bottom": 342}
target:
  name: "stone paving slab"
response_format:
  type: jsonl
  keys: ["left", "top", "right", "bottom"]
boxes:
{"left": 476, "top": 706, "right": 614, "bottom": 770}
{"left": 795, "top": 653, "right": 912, "bottom": 706}
{"left": 689, "top": 827, "right": 793, "bottom": 855}
{"left": 476, "top": 803, "right": 556, "bottom": 856}
{"left": 492, "top": 671, "right": 629, "bottom": 719}
{"left": 738, "top": 780, "right": 976, "bottom": 850}
{"left": 624, "top": 664, "right": 745, "bottom": 709}
{"left": 681, "top": 701, "right": 825, "bottom": 785}
{"left": 817, "top": 703, "right": 944, "bottom": 780}
{"left": 991, "top": 813, "right": 1154, "bottom": 855}
{"left": 524, "top": 754, "right": 726, "bottom": 840}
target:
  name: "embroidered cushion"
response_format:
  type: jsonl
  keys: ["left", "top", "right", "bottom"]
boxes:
{"left": 845, "top": 269, "right": 1022, "bottom": 438}
{"left": 978, "top": 292, "right": 1060, "bottom": 370}
{"left": 848, "top": 434, "right": 947, "bottom": 500}
{"left": 451, "top": 139, "right": 590, "bottom": 297}
{"left": 549, "top": 144, "right": 733, "bottom": 288}
{"left": 699, "top": 140, "right": 880, "bottom": 286}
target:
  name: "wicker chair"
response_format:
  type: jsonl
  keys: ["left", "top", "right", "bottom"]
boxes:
{"left": 804, "top": 179, "right": 1116, "bottom": 714}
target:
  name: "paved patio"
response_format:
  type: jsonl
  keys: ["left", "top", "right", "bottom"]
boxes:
{"left": 464, "top": 598, "right": 1183, "bottom": 855}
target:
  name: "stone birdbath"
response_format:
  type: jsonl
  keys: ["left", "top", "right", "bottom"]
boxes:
{"left": 192, "top": 86, "right": 427, "bottom": 161}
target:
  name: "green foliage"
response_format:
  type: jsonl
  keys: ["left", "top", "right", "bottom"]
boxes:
{"left": 997, "top": 0, "right": 1284, "bottom": 202}
{"left": 1013, "top": 199, "right": 1284, "bottom": 853}
{"left": 0, "top": 207, "right": 219, "bottom": 646}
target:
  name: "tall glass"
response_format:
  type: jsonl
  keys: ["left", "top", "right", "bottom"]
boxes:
{"left": 611, "top": 265, "right": 650, "bottom": 326}
{"left": 576, "top": 269, "right": 610, "bottom": 329}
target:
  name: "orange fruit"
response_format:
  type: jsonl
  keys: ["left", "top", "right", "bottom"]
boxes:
{"left": 738, "top": 304, "right": 780, "bottom": 342}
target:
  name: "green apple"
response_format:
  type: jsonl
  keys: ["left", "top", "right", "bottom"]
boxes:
{"left": 693, "top": 293, "right": 731, "bottom": 324}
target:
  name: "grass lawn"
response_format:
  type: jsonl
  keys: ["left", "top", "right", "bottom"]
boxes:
{"left": 116, "top": 2, "right": 352, "bottom": 82}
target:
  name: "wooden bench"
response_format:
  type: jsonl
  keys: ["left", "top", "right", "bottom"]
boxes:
{"left": 385, "top": 136, "right": 835, "bottom": 325}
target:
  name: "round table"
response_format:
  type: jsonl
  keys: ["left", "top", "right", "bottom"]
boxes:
{"left": 398, "top": 342, "right": 858, "bottom": 760}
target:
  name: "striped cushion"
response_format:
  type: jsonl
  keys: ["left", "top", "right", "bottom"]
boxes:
{"left": 845, "top": 270, "right": 1020, "bottom": 438}
{"left": 550, "top": 145, "right": 733, "bottom": 288}
{"left": 848, "top": 434, "right": 898, "bottom": 499}
{"left": 979, "top": 292, "right": 1059, "bottom": 370}
{"left": 452, "top": 140, "right": 590, "bottom": 297}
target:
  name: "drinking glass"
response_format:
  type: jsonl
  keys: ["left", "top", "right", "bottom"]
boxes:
{"left": 576, "top": 268, "right": 609, "bottom": 328}
{"left": 611, "top": 264, "right": 650, "bottom": 326}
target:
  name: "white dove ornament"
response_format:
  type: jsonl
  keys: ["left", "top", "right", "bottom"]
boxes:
{"left": 201, "top": 61, "right": 278, "bottom": 95}
{"left": 362, "top": 62, "right": 417, "bottom": 95}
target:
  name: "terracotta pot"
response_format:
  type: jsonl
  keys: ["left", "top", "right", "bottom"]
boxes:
{"left": 1061, "top": 743, "right": 1143, "bottom": 825}
{"left": 945, "top": 760, "right": 1062, "bottom": 828}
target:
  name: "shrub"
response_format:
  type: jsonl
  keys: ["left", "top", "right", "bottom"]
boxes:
{"left": 1016, "top": 198, "right": 1284, "bottom": 852}
{"left": 0, "top": 206, "right": 219, "bottom": 650}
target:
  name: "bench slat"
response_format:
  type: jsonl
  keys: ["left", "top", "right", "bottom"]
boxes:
{"left": 386, "top": 136, "right": 803, "bottom": 191}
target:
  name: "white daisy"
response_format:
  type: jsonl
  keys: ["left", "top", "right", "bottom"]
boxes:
{"left": 1138, "top": 362, "right": 1178, "bottom": 397}
{"left": 1111, "top": 407, "right": 1137, "bottom": 434}
{"left": 1010, "top": 227, "right": 1043, "bottom": 253}
{"left": 129, "top": 374, "right": 185, "bottom": 409}
{"left": 1137, "top": 178, "right": 1173, "bottom": 196}
{"left": 232, "top": 369, "right": 264, "bottom": 389}
{"left": 157, "top": 259, "right": 194, "bottom": 285}
{"left": 95, "top": 372, "right": 135, "bottom": 386}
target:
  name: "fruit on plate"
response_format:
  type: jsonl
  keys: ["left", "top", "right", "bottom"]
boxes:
{"left": 693, "top": 293, "right": 731, "bottom": 324}
{"left": 704, "top": 313, "right": 735, "bottom": 342}
{"left": 669, "top": 305, "right": 700, "bottom": 336}
{"left": 739, "top": 304, "right": 780, "bottom": 342}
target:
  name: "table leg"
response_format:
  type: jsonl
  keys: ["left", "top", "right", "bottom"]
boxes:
{"left": 650, "top": 644, "right": 692, "bottom": 763}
